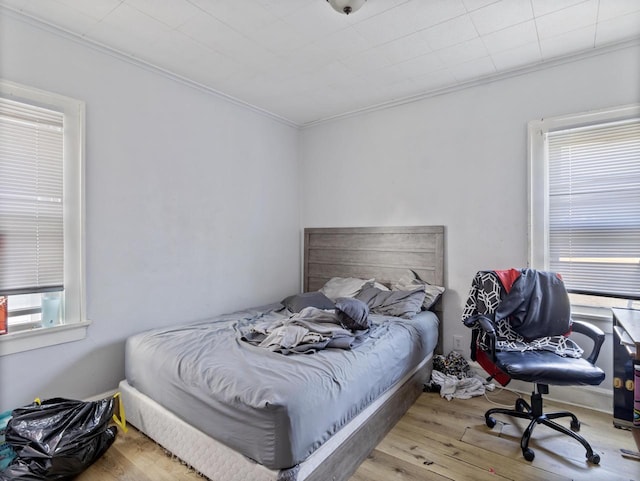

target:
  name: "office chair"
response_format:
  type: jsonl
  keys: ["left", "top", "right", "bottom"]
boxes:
{"left": 462, "top": 269, "right": 605, "bottom": 464}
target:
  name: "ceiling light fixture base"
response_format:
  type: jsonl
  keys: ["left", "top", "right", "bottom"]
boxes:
{"left": 326, "top": 0, "right": 367, "bottom": 15}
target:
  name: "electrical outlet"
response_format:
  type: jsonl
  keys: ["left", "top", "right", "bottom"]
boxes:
{"left": 453, "top": 335, "right": 463, "bottom": 352}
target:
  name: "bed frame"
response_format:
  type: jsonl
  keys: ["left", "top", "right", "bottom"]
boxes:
{"left": 120, "top": 225, "right": 445, "bottom": 481}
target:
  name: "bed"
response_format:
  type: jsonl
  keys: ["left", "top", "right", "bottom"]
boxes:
{"left": 119, "top": 225, "right": 445, "bottom": 481}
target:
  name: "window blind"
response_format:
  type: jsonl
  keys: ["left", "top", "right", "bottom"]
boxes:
{"left": 547, "top": 119, "right": 640, "bottom": 299}
{"left": 0, "top": 97, "right": 64, "bottom": 295}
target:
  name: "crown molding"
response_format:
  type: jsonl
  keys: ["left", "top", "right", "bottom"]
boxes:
{"left": 0, "top": 6, "right": 300, "bottom": 129}
{"left": 3, "top": 5, "right": 638, "bottom": 131}
{"left": 301, "top": 37, "right": 640, "bottom": 128}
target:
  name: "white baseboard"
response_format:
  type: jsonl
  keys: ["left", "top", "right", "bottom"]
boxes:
{"left": 84, "top": 388, "right": 118, "bottom": 402}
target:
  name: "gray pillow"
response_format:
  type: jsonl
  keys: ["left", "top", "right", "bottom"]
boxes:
{"left": 391, "top": 270, "right": 445, "bottom": 310}
{"left": 356, "top": 287, "right": 426, "bottom": 319}
{"left": 334, "top": 297, "right": 370, "bottom": 331}
{"left": 281, "top": 292, "right": 335, "bottom": 313}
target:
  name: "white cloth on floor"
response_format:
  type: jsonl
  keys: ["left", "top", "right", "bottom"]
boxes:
{"left": 431, "top": 370, "right": 494, "bottom": 401}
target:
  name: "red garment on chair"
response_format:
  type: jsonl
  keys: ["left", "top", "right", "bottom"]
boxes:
{"left": 493, "top": 268, "right": 521, "bottom": 294}
{"left": 476, "top": 348, "right": 512, "bottom": 386}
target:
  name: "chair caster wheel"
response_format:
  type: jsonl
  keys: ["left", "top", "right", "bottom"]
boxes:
{"left": 587, "top": 453, "right": 600, "bottom": 465}
{"left": 523, "top": 448, "right": 535, "bottom": 462}
{"left": 485, "top": 416, "right": 496, "bottom": 428}
{"left": 570, "top": 420, "right": 580, "bottom": 432}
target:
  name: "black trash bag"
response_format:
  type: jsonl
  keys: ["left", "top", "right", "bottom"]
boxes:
{"left": 0, "top": 397, "right": 118, "bottom": 480}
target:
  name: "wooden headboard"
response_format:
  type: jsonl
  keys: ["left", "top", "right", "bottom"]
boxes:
{"left": 303, "top": 226, "right": 445, "bottom": 353}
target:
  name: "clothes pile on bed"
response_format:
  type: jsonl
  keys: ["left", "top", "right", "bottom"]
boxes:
{"left": 241, "top": 297, "right": 374, "bottom": 354}
{"left": 241, "top": 272, "right": 445, "bottom": 355}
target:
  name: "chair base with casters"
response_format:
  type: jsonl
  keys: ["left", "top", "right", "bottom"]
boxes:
{"left": 484, "top": 383, "right": 600, "bottom": 464}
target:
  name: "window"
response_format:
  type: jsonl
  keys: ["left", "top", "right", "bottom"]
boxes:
{"left": 0, "top": 80, "right": 88, "bottom": 355}
{"left": 529, "top": 104, "right": 640, "bottom": 313}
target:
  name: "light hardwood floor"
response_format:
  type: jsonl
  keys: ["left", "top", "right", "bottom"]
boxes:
{"left": 78, "top": 389, "right": 639, "bottom": 481}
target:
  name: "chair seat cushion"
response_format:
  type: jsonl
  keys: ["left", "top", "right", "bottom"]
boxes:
{"left": 495, "top": 350, "right": 605, "bottom": 386}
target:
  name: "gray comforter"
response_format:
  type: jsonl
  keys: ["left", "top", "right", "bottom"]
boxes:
{"left": 125, "top": 303, "right": 439, "bottom": 470}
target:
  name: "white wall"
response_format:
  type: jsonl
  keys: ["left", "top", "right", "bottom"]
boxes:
{"left": 2, "top": 10, "right": 638, "bottom": 414}
{"left": 299, "top": 43, "right": 640, "bottom": 407}
{"left": 0, "top": 13, "right": 300, "bottom": 411}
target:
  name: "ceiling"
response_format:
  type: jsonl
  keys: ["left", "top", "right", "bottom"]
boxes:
{"left": 2, "top": 0, "right": 640, "bottom": 126}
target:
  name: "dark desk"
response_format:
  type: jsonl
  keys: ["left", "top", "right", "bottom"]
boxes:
{"left": 612, "top": 308, "right": 640, "bottom": 453}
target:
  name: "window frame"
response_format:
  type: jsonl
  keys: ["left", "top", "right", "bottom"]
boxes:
{"left": 528, "top": 103, "right": 640, "bottom": 319}
{"left": 0, "top": 79, "right": 90, "bottom": 356}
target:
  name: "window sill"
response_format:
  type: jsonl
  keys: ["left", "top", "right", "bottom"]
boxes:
{"left": 571, "top": 306, "right": 613, "bottom": 334}
{"left": 0, "top": 321, "right": 92, "bottom": 356}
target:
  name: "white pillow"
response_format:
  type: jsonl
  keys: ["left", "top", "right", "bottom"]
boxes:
{"left": 391, "top": 270, "right": 444, "bottom": 310}
{"left": 319, "top": 277, "right": 375, "bottom": 301}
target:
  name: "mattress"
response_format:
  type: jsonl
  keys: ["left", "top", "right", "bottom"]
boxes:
{"left": 118, "top": 353, "right": 433, "bottom": 481}
{"left": 125, "top": 303, "right": 438, "bottom": 470}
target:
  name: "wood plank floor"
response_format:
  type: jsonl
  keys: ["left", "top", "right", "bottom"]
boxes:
{"left": 78, "top": 389, "right": 640, "bottom": 481}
